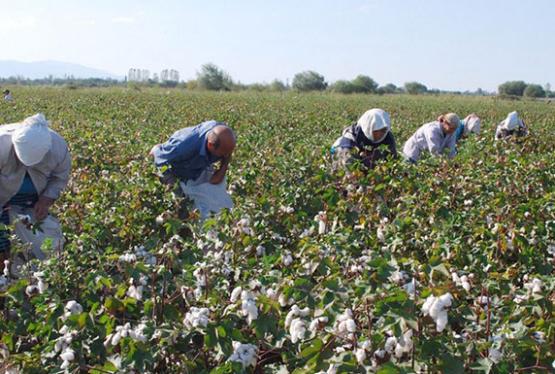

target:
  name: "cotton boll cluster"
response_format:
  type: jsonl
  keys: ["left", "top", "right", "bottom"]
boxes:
{"left": 523, "top": 277, "right": 543, "bottom": 294}
{"left": 183, "top": 307, "right": 210, "bottom": 329}
{"left": 236, "top": 217, "right": 254, "bottom": 236}
{"left": 134, "top": 245, "right": 157, "bottom": 265}
{"left": 377, "top": 217, "right": 388, "bottom": 242}
{"left": 255, "top": 245, "right": 265, "bottom": 256}
{"left": 403, "top": 278, "right": 419, "bottom": 298}
{"left": 126, "top": 275, "right": 148, "bottom": 301}
{"left": 104, "top": 322, "right": 147, "bottom": 346}
{"left": 282, "top": 250, "right": 293, "bottom": 266}
{"left": 118, "top": 253, "right": 137, "bottom": 263}
{"left": 25, "top": 271, "right": 48, "bottom": 297}
{"left": 314, "top": 211, "right": 327, "bottom": 235}
{"left": 62, "top": 301, "right": 83, "bottom": 320}
{"left": 284, "top": 305, "right": 311, "bottom": 343}
{"left": 228, "top": 341, "right": 257, "bottom": 368}
{"left": 240, "top": 290, "right": 258, "bottom": 325}
{"left": 54, "top": 326, "right": 76, "bottom": 354}
{"left": 60, "top": 347, "right": 75, "bottom": 370}
{"left": 308, "top": 316, "right": 328, "bottom": 334}
{"left": 421, "top": 293, "right": 453, "bottom": 332}
{"left": 333, "top": 309, "right": 357, "bottom": 338}
{"left": 354, "top": 340, "right": 371, "bottom": 365}
{"left": 451, "top": 271, "right": 471, "bottom": 292}
{"left": 389, "top": 270, "right": 408, "bottom": 284}
{"left": 193, "top": 262, "right": 208, "bottom": 299}
{"left": 392, "top": 330, "right": 413, "bottom": 358}
{"left": 279, "top": 205, "right": 295, "bottom": 214}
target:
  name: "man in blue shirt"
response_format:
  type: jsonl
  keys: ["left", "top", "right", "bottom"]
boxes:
{"left": 150, "top": 120, "right": 236, "bottom": 218}
{"left": 151, "top": 120, "right": 235, "bottom": 184}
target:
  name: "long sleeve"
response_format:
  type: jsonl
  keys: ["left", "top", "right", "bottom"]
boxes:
{"left": 446, "top": 134, "right": 457, "bottom": 159}
{"left": 42, "top": 147, "right": 71, "bottom": 200}
{"left": 153, "top": 136, "right": 196, "bottom": 167}
{"left": 423, "top": 125, "right": 443, "bottom": 156}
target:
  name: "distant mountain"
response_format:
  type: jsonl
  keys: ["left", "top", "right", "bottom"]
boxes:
{"left": 0, "top": 60, "right": 122, "bottom": 80}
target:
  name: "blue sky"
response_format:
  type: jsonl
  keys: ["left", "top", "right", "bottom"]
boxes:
{"left": 0, "top": 0, "right": 553, "bottom": 91}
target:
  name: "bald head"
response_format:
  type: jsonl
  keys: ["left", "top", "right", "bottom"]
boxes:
{"left": 207, "top": 125, "right": 236, "bottom": 158}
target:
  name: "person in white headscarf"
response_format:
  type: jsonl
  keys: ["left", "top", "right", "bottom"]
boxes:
{"left": 495, "top": 111, "right": 528, "bottom": 140}
{"left": 455, "top": 113, "right": 481, "bottom": 143}
{"left": 402, "top": 113, "right": 460, "bottom": 163}
{"left": 331, "top": 108, "right": 397, "bottom": 170}
{"left": 0, "top": 113, "right": 71, "bottom": 264}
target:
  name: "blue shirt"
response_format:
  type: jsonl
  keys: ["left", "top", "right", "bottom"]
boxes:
{"left": 153, "top": 120, "right": 223, "bottom": 181}
{"left": 455, "top": 123, "right": 465, "bottom": 143}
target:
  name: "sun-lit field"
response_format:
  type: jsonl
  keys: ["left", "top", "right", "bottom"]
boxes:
{"left": 1, "top": 87, "right": 554, "bottom": 373}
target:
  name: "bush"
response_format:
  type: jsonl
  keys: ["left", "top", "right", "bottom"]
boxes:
{"left": 404, "top": 81, "right": 428, "bottom": 95}
{"left": 292, "top": 71, "right": 327, "bottom": 91}
{"left": 523, "top": 84, "right": 546, "bottom": 98}
{"left": 498, "top": 81, "right": 527, "bottom": 96}
{"left": 197, "top": 63, "right": 233, "bottom": 91}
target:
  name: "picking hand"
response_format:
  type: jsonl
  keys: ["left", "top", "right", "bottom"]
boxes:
{"left": 33, "top": 196, "right": 55, "bottom": 221}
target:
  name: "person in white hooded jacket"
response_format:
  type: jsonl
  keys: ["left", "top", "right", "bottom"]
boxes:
{"left": 402, "top": 113, "right": 460, "bottom": 163}
{"left": 455, "top": 113, "right": 481, "bottom": 143}
{"left": 331, "top": 108, "right": 397, "bottom": 170}
{"left": 495, "top": 111, "right": 528, "bottom": 140}
{"left": 0, "top": 113, "right": 71, "bottom": 264}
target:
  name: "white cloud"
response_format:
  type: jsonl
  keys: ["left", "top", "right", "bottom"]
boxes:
{"left": 112, "top": 16, "right": 136, "bottom": 24}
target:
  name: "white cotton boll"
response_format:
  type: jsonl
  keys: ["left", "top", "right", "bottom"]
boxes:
{"left": 384, "top": 337, "right": 397, "bottom": 353}
{"left": 360, "top": 340, "right": 371, "bottom": 351}
{"left": 37, "top": 279, "right": 48, "bottom": 294}
{"left": 111, "top": 331, "right": 122, "bottom": 346}
{"left": 266, "top": 288, "right": 276, "bottom": 299}
{"left": 228, "top": 342, "right": 258, "bottom": 368}
{"left": 438, "top": 293, "right": 453, "bottom": 308}
{"left": 290, "top": 318, "right": 306, "bottom": 343}
{"left": 126, "top": 285, "right": 143, "bottom": 301}
{"left": 451, "top": 272, "right": 460, "bottom": 284}
{"left": 25, "top": 285, "right": 39, "bottom": 297}
{"left": 355, "top": 348, "right": 366, "bottom": 365}
{"left": 531, "top": 278, "right": 542, "bottom": 293}
{"left": 255, "top": 245, "right": 265, "bottom": 256}
{"left": 377, "top": 226, "right": 385, "bottom": 242}
{"left": 489, "top": 348, "right": 502, "bottom": 364}
{"left": 461, "top": 280, "right": 471, "bottom": 292}
{"left": 3, "top": 260, "right": 9, "bottom": 277}
{"left": 345, "top": 319, "right": 357, "bottom": 333}
{"left": 230, "top": 286, "right": 242, "bottom": 302}
{"left": 403, "top": 278, "right": 418, "bottom": 296}
{"left": 194, "top": 287, "right": 203, "bottom": 300}
{"left": 65, "top": 301, "right": 83, "bottom": 315}
{"left": 435, "top": 311, "right": 448, "bottom": 332}
{"left": 60, "top": 348, "right": 75, "bottom": 362}
{"left": 282, "top": 252, "right": 293, "bottom": 266}
{"left": 477, "top": 296, "right": 489, "bottom": 305}
{"left": 60, "top": 360, "right": 70, "bottom": 370}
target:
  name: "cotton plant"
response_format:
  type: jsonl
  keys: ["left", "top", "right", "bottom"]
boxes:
{"left": 284, "top": 304, "right": 311, "bottom": 343}
{"left": 451, "top": 271, "right": 472, "bottom": 292}
{"left": 354, "top": 340, "right": 372, "bottom": 365}
{"left": 314, "top": 211, "right": 327, "bottom": 235}
{"left": 126, "top": 275, "right": 148, "bottom": 301}
{"left": 421, "top": 293, "right": 453, "bottom": 332}
{"left": 61, "top": 301, "right": 83, "bottom": 320}
{"left": 333, "top": 309, "right": 357, "bottom": 338}
{"left": 104, "top": 322, "right": 148, "bottom": 347}
{"left": 183, "top": 307, "right": 210, "bottom": 329}
{"left": 228, "top": 341, "right": 258, "bottom": 368}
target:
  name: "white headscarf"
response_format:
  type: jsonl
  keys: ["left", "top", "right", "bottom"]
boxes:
{"left": 11, "top": 113, "right": 52, "bottom": 166}
{"left": 357, "top": 108, "right": 391, "bottom": 142}
{"left": 501, "top": 111, "right": 522, "bottom": 131}
{"left": 463, "top": 114, "right": 481, "bottom": 135}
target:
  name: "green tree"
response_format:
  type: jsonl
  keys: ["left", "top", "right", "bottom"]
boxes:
{"left": 330, "top": 80, "right": 357, "bottom": 94}
{"left": 523, "top": 84, "right": 546, "bottom": 98}
{"left": 377, "top": 83, "right": 398, "bottom": 95}
{"left": 197, "top": 63, "right": 233, "bottom": 91}
{"left": 404, "top": 81, "right": 428, "bottom": 95}
{"left": 292, "top": 71, "right": 327, "bottom": 91}
{"left": 351, "top": 75, "right": 378, "bottom": 93}
{"left": 269, "top": 79, "right": 287, "bottom": 92}
{"left": 498, "top": 80, "right": 527, "bottom": 96}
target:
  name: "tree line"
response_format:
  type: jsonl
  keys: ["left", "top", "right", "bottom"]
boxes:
{"left": 1, "top": 63, "right": 553, "bottom": 98}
